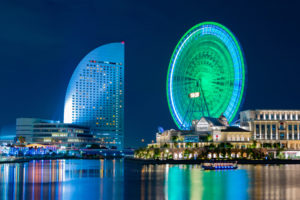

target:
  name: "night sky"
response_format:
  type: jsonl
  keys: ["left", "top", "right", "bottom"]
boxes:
{"left": 0, "top": 0, "right": 300, "bottom": 147}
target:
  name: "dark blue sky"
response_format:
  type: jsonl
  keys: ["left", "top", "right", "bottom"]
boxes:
{"left": 0, "top": 0, "right": 300, "bottom": 147}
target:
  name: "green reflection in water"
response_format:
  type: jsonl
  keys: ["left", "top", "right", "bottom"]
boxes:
{"left": 167, "top": 165, "right": 248, "bottom": 200}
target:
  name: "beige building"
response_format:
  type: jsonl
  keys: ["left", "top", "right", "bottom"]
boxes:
{"left": 240, "top": 110, "right": 300, "bottom": 149}
{"left": 153, "top": 117, "right": 251, "bottom": 149}
{"left": 217, "top": 127, "right": 251, "bottom": 143}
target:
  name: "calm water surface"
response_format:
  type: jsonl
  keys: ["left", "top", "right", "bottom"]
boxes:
{"left": 0, "top": 159, "right": 300, "bottom": 200}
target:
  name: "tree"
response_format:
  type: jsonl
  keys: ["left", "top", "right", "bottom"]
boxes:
{"left": 154, "top": 148, "right": 161, "bottom": 159}
{"left": 186, "top": 142, "right": 192, "bottom": 148}
{"left": 208, "top": 143, "right": 215, "bottom": 150}
{"left": 219, "top": 142, "right": 225, "bottom": 149}
{"left": 226, "top": 148, "right": 232, "bottom": 158}
{"left": 200, "top": 149, "right": 208, "bottom": 159}
{"left": 171, "top": 136, "right": 179, "bottom": 142}
{"left": 221, "top": 148, "right": 226, "bottom": 158}
{"left": 207, "top": 135, "right": 213, "bottom": 142}
{"left": 226, "top": 143, "right": 233, "bottom": 149}
{"left": 251, "top": 140, "right": 257, "bottom": 148}
{"left": 246, "top": 148, "right": 254, "bottom": 159}
{"left": 18, "top": 136, "right": 25, "bottom": 144}
{"left": 215, "top": 147, "right": 221, "bottom": 158}
{"left": 178, "top": 136, "right": 184, "bottom": 142}
{"left": 263, "top": 143, "right": 272, "bottom": 148}
{"left": 173, "top": 142, "right": 178, "bottom": 148}
{"left": 183, "top": 149, "right": 192, "bottom": 159}
{"left": 273, "top": 143, "right": 280, "bottom": 149}
{"left": 134, "top": 147, "right": 147, "bottom": 158}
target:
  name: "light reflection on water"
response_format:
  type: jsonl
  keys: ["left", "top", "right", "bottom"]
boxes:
{"left": 1, "top": 159, "right": 300, "bottom": 200}
{"left": 138, "top": 164, "right": 248, "bottom": 200}
{"left": 0, "top": 159, "right": 124, "bottom": 200}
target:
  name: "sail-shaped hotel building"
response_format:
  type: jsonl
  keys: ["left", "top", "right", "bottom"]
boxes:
{"left": 64, "top": 42, "right": 124, "bottom": 149}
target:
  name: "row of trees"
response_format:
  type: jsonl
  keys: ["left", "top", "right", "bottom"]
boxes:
{"left": 135, "top": 141, "right": 284, "bottom": 160}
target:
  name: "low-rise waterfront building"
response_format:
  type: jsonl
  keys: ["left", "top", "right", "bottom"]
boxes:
{"left": 0, "top": 135, "right": 15, "bottom": 145}
{"left": 139, "top": 111, "right": 300, "bottom": 160}
{"left": 152, "top": 116, "right": 252, "bottom": 149}
{"left": 240, "top": 110, "right": 300, "bottom": 149}
{"left": 16, "top": 118, "right": 99, "bottom": 147}
{"left": 217, "top": 126, "right": 251, "bottom": 143}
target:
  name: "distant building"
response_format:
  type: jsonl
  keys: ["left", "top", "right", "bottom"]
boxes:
{"left": 240, "top": 110, "right": 300, "bottom": 149}
{"left": 64, "top": 42, "right": 124, "bottom": 149}
{"left": 16, "top": 118, "right": 97, "bottom": 147}
{"left": 0, "top": 135, "right": 15, "bottom": 145}
{"left": 0, "top": 124, "right": 16, "bottom": 145}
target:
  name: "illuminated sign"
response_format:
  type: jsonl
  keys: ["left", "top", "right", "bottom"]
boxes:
{"left": 189, "top": 92, "right": 200, "bottom": 98}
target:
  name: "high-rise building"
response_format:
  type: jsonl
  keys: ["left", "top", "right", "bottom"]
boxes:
{"left": 64, "top": 42, "right": 124, "bottom": 149}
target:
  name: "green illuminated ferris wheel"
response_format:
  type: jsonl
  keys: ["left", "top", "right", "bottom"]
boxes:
{"left": 167, "top": 22, "right": 246, "bottom": 130}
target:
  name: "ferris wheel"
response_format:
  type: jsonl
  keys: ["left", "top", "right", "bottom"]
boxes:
{"left": 167, "top": 22, "right": 246, "bottom": 130}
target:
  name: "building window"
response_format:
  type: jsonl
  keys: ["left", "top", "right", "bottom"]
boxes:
{"left": 261, "top": 125, "right": 265, "bottom": 139}
{"left": 256, "top": 124, "right": 260, "bottom": 138}
{"left": 272, "top": 125, "right": 276, "bottom": 139}
{"left": 280, "top": 123, "right": 284, "bottom": 130}
{"left": 267, "top": 125, "right": 271, "bottom": 139}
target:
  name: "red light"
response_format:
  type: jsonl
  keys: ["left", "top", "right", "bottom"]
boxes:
{"left": 121, "top": 41, "right": 125, "bottom": 44}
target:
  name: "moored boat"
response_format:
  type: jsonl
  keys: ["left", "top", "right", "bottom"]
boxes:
{"left": 202, "top": 161, "right": 238, "bottom": 170}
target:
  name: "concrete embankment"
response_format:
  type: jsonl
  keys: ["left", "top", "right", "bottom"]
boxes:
{"left": 0, "top": 155, "right": 128, "bottom": 164}
{"left": 126, "top": 158, "right": 300, "bottom": 165}
{"left": 0, "top": 156, "right": 78, "bottom": 164}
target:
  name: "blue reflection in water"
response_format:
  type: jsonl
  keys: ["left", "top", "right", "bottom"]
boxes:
{"left": 0, "top": 159, "right": 124, "bottom": 200}
{"left": 1, "top": 160, "right": 300, "bottom": 200}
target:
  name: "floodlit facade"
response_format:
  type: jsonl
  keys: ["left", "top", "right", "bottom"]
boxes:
{"left": 16, "top": 118, "right": 95, "bottom": 147}
{"left": 64, "top": 43, "right": 124, "bottom": 149}
{"left": 240, "top": 110, "right": 300, "bottom": 149}
{"left": 154, "top": 116, "right": 251, "bottom": 149}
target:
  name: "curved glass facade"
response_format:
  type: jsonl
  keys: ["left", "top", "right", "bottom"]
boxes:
{"left": 64, "top": 42, "right": 124, "bottom": 149}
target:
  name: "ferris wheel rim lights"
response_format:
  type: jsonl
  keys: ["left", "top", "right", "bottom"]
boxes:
{"left": 166, "top": 22, "right": 246, "bottom": 129}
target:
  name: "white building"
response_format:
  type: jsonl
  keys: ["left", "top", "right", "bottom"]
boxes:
{"left": 64, "top": 43, "right": 124, "bottom": 149}
{"left": 155, "top": 116, "right": 251, "bottom": 145}
{"left": 240, "top": 110, "right": 300, "bottom": 149}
